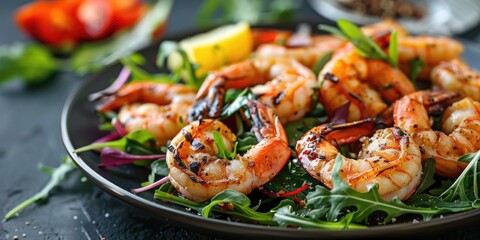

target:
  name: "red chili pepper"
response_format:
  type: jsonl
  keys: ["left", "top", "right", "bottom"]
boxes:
{"left": 277, "top": 183, "right": 310, "bottom": 198}
{"left": 251, "top": 29, "right": 292, "bottom": 49}
{"left": 260, "top": 183, "right": 310, "bottom": 198}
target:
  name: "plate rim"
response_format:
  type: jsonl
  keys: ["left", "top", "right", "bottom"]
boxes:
{"left": 61, "top": 28, "right": 480, "bottom": 239}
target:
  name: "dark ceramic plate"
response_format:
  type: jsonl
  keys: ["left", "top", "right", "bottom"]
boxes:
{"left": 61, "top": 26, "right": 480, "bottom": 239}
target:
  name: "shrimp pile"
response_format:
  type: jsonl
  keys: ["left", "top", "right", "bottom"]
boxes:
{"left": 96, "top": 81, "right": 196, "bottom": 146}
{"left": 189, "top": 57, "right": 317, "bottom": 124}
{"left": 89, "top": 18, "right": 480, "bottom": 209}
{"left": 167, "top": 100, "right": 290, "bottom": 202}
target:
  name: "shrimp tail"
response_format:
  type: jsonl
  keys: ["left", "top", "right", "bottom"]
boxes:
{"left": 188, "top": 79, "right": 226, "bottom": 122}
{"left": 247, "top": 100, "right": 287, "bottom": 143}
{"left": 320, "top": 118, "right": 376, "bottom": 145}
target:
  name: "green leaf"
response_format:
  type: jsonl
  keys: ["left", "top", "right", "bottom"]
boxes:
{"left": 150, "top": 159, "right": 169, "bottom": 177}
{"left": 311, "top": 51, "right": 333, "bottom": 75}
{"left": 413, "top": 158, "right": 436, "bottom": 195}
{"left": 440, "top": 151, "right": 480, "bottom": 202}
{"left": 388, "top": 31, "right": 398, "bottom": 68}
{"left": 74, "top": 130, "right": 157, "bottom": 153}
{"left": 319, "top": 19, "right": 396, "bottom": 67}
{"left": 71, "top": 0, "right": 173, "bottom": 74}
{"left": 220, "top": 89, "right": 255, "bottom": 119}
{"left": 212, "top": 131, "right": 237, "bottom": 160}
{"left": 274, "top": 206, "right": 366, "bottom": 229}
{"left": 156, "top": 41, "right": 203, "bottom": 89}
{"left": 154, "top": 190, "right": 204, "bottom": 213}
{"left": 263, "top": 159, "right": 317, "bottom": 201}
{"left": 284, "top": 117, "right": 324, "bottom": 148}
{"left": 236, "top": 132, "right": 258, "bottom": 154}
{"left": 409, "top": 57, "right": 425, "bottom": 85}
{"left": 306, "top": 154, "right": 461, "bottom": 225}
{"left": 4, "top": 156, "right": 76, "bottom": 220}
{"left": 201, "top": 190, "right": 276, "bottom": 225}
{"left": 0, "top": 43, "right": 60, "bottom": 85}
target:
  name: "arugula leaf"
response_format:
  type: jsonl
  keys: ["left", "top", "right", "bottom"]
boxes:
{"left": 154, "top": 190, "right": 205, "bottom": 213}
{"left": 311, "top": 51, "right": 333, "bottom": 75}
{"left": 440, "top": 151, "right": 480, "bottom": 202}
{"left": 220, "top": 89, "right": 256, "bottom": 119}
{"left": 263, "top": 159, "right": 317, "bottom": 201}
{"left": 306, "top": 154, "right": 463, "bottom": 225}
{"left": 409, "top": 57, "right": 425, "bottom": 85}
{"left": 71, "top": 0, "right": 173, "bottom": 74}
{"left": 201, "top": 190, "right": 276, "bottom": 225}
{"left": 4, "top": 156, "right": 76, "bottom": 220}
{"left": 150, "top": 159, "right": 169, "bottom": 177}
{"left": 212, "top": 131, "right": 238, "bottom": 160}
{"left": 319, "top": 19, "right": 398, "bottom": 67}
{"left": 274, "top": 207, "right": 366, "bottom": 229}
{"left": 120, "top": 54, "right": 175, "bottom": 83}
{"left": 156, "top": 41, "right": 203, "bottom": 89}
{"left": 413, "top": 158, "right": 436, "bottom": 195}
{"left": 236, "top": 132, "right": 258, "bottom": 154}
{"left": 284, "top": 117, "right": 324, "bottom": 148}
{"left": 388, "top": 30, "right": 398, "bottom": 67}
{"left": 0, "top": 43, "right": 60, "bottom": 85}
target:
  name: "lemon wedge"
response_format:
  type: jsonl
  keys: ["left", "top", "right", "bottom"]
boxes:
{"left": 168, "top": 22, "right": 253, "bottom": 78}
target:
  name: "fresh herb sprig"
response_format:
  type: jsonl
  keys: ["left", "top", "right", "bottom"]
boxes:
{"left": 212, "top": 131, "right": 238, "bottom": 160}
{"left": 319, "top": 19, "right": 398, "bottom": 67}
{"left": 409, "top": 57, "right": 425, "bottom": 85}
{"left": 156, "top": 41, "right": 204, "bottom": 89}
{"left": 4, "top": 156, "right": 76, "bottom": 220}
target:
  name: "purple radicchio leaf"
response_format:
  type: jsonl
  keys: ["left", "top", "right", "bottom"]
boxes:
{"left": 99, "top": 148, "right": 165, "bottom": 168}
{"left": 88, "top": 67, "right": 131, "bottom": 102}
{"left": 131, "top": 176, "right": 170, "bottom": 194}
{"left": 329, "top": 101, "right": 350, "bottom": 125}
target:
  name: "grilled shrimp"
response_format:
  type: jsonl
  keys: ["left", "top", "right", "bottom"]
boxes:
{"left": 296, "top": 119, "right": 422, "bottom": 201}
{"left": 96, "top": 82, "right": 196, "bottom": 146}
{"left": 167, "top": 100, "right": 290, "bottom": 202}
{"left": 361, "top": 18, "right": 409, "bottom": 37}
{"left": 397, "top": 36, "right": 464, "bottom": 81}
{"left": 319, "top": 49, "right": 415, "bottom": 122}
{"left": 254, "top": 35, "right": 345, "bottom": 68}
{"left": 189, "top": 57, "right": 317, "bottom": 123}
{"left": 431, "top": 59, "right": 480, "bottom": 101}
{"left": 393, "top": 90, "right": 480, "bottom": 178}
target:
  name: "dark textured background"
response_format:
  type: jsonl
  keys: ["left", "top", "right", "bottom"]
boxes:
{"left": 2, "top": 1, "right": 480, "bottom": 239}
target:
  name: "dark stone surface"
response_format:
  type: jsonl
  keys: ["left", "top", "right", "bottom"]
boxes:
{"left": 1, "top": 0, "right": 480, "bottom": 240}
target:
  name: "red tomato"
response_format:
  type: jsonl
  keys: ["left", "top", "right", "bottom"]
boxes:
{"left": 14, "top": 0, "right": 150, "bottom": 48}
{"left": 108, "top": 0, "right": 147, "bottom": 32}
{"left": 77, "top": 0, "right": 114, "bottom": 41}
{"left": 15, "top": 0, "right": 83, "bottom": 47}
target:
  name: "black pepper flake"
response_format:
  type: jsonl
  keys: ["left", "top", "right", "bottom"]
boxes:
{"left": 181, "top": 129, "right": 193, "bottom": 142}
{"left": 189, "top": 162, "right": 201, "bottom": 174}
{"left": 273, "top": 91, "right": 286, "bottom": 105}
{"left": 324, "top": 72, "right": 339, "bottom": 83}
{"left": 191, "top": 139, "right": 205, "bottom": 150}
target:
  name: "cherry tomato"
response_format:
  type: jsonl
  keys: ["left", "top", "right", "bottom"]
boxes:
{"left": 77, "top": 0, "right": 115, "bottom": 41}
